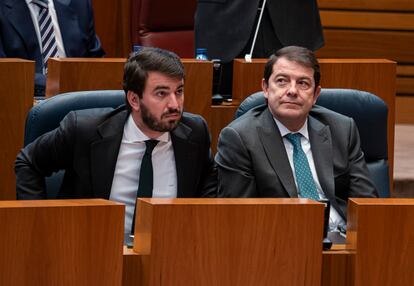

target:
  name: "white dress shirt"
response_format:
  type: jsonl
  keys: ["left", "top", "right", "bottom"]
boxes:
{"left": 274, "top": 118, "right": 346, "bottom": 231}
{"left": 26, "top": 0, "right": 67, "bottom": 58}
{"left": 110, "top": 115, "right": 177, "bottom": 234}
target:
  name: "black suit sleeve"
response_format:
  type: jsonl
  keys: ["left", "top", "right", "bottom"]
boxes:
{"left": 0, "top": 30, "right": 5, "bottom": 58}
{"left": 15, "top": 112, "right": 77, "bottom": 199}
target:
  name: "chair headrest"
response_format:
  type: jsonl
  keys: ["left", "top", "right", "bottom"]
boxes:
{"left": 236, "top": 89, "right": 388, "bottom": 160}
{"left": 24, "top": 90, "right": 125, "bottom": 146}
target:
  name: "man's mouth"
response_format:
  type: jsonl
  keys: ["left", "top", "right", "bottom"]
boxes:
{"left": 163, "top": 112, "right": 181, "bottom": 119}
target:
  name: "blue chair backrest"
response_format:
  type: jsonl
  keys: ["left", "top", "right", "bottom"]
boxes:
{"left": 24, "top": 90, "right": 126, "bottom": 198}
{"left": 235, "top": 88, "right": 390, "bottom": 197}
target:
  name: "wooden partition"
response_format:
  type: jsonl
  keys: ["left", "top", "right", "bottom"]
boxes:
{"left": 316, "top": 0, "right": 414, "bottom": 123}
{"left": 123, "top": 198, "right": 324, "bottom": 286}
{"left": 347, "top": 198, "right": 414, "bottom": 286}
{"left": 0, "top": 199, "right": 124, "bottom": 286}
{"left": 45, "top": 58, "right": 126, "bottom": 97}
{"left": 45, "top": 58, "right": 212, "bottom": 124}
{"left": 211, "top": 58, "right": 396, "bottom": 176}
{"left": 91, "top": 0, "right": 131, "bottom": 58}
{"left": 0, "top": 59, "right": 34, "bottom": 200}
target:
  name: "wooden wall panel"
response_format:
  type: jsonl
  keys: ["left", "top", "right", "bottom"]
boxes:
{"left": 317, "top": 30, "right": 414, "bottom": 64}
{"left": 318, "top": 0, "right": 414, "bottom": 11}
{"left": 320, "top": 10, "right": 414, "bottom": 30}
{"left": 317, "top": 0, "right": 414, "bottom": 122}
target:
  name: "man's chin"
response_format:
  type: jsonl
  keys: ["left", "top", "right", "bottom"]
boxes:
{"left": 160, "top": 119, "right": 180, "bottom": 131}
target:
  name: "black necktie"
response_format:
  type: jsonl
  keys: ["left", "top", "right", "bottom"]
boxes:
{"left": 131, "top": 139, "right": 159, "bottom": 234}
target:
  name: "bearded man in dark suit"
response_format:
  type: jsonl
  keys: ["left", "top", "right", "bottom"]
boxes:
{"left": 15, "top": 47, "right": 217, "bottom": 234}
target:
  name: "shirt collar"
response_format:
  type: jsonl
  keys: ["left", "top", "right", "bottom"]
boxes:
{"left": 124, "top": 114, "right": 170, "bottom": 143}
{"left": 273, "top": 117, "right": 309, "bottom": 140}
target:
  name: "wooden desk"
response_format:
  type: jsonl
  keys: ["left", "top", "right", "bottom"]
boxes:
{"left": 124, "top": 201, "right": 414, "bottom": 286}
{"left": 0, "top": 199, "right": 124, "bottom": 286}
{"left": 124, "top": 198, "right": 324, "bottom": 286}
{"left": 46, "top": 58, "right": 126, "bottom": 97}
{"left": 348, "top": 198, "right": 414, "bottom": 286}
{"left": 124, "top": 241, "right": 356, "bottom": 286}
{"left": 0, "top": 59, "right": 34, "bottom": 200}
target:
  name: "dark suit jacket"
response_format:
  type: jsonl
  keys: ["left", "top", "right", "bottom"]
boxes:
{"left": 15, "top": 106, "right": 217, "bottom": 199}
{"left": 0, "top": 0, "right": 105, "bottom": 94}
{"left": 194, "top": 0, "right": 324, "bottom": 62}
{"left": 215, "top": 105, "right": 378, "bottom": 219}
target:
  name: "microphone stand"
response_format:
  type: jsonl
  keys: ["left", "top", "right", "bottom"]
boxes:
{"left": 245, "top": 0, "right": 267, "bottom": 62}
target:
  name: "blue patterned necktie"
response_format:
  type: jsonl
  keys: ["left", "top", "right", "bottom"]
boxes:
{"left": 285, "top": 133, "right": 320, "bottom": 201}
{"left": 32, "top": 0, "right": 59, "bottom": 74}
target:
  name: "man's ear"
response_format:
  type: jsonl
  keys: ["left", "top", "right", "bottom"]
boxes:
{"left": 262, "top": 79, "right": 269, "bottom": 99}
{"left": 127, "top": 91, "right": 140, "bottom": 111}
{"left": 313, "top": 85, "right": 321, "bottom": 105}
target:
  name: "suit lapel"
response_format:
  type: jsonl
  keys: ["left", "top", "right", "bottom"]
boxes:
{"left": 54, "top": 0, "right": 82, "bottom": 56}
{"left": 4, "top": 0, "right": 40, "bottom": 59}
{"left": 90, "top": 110, "right": 127, "bottom": 199}
{"left": 308, "top": 116, "right": 337, "bottom": 204}
{"left": 171, "top": 122, "right": 198, "bottom": 198}
{"left": 258, "top": 109, "right": 298, "bottom": 198}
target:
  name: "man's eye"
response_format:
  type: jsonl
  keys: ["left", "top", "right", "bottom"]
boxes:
{"left": 298, "top": 81, "right": 311, "bottom": 89}
{"left": 176, "top": 89, "right": 184, "bottom": 96}
{"left": 156, "top": 91, "right": 167, "bottom": 97}
{"left": 276, "top": 78, "right": 288, "bottom": 85}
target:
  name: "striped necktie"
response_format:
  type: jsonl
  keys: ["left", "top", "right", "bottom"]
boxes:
{"left": 285, "top": 133, "right": 320, "bottom": 201}
{"left": 32, "top": 0, "right": 59, "bottom": 74}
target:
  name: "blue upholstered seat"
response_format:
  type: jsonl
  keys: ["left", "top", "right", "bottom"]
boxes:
{"left": 24, "top": 90, "right": 125, "bottom": 198}
{"left": 235, "top": 89, "right": 390, "bottom": 198}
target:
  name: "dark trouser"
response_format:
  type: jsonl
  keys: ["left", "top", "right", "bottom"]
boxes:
{"left": 217, "top": 7, "right": 283, "bottom": 97}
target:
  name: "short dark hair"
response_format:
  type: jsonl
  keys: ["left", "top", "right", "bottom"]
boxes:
{"left": 123, "top": 47, "right": 185, "bottom": 110}
{"left": 263, "top": 46, "right": 321, "bottom": 89}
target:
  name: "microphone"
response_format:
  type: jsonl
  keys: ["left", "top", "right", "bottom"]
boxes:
{"left": 245, "top": 0, "right": 267, "bottom": 62}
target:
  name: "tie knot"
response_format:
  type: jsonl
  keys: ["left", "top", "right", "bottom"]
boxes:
{"left": 32, "top": 0, "right": 48, "bottom": 9}
{"left": 145, "top": 140, "right": 159, "bottom": 154}
{"left": 285, "top": 133, "right": 302, "bottom": 147}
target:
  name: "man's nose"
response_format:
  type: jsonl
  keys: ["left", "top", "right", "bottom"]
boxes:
{"left": 167, "top": 94, "right": 179, "bottom": 109}
{"left": 287, "top": 81, "right": 298, "bottom": 95}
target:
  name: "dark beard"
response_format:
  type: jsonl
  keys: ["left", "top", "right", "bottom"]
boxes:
{"left": 140, "top": 102, "right": 182, "bottom": 132}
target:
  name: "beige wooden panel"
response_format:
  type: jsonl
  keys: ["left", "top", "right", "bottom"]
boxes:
{"left": 133, "top": 198, "right": 324, "bottom": 286}
{"left": 318, "top": 0, "right": 414, "bottom": 12}
{"left": 320, "top": 10, "right": 414, "bottom": 30}
{"left": 348, "top": 198, "right": 414, "bottom": 286}
{"left": 397, "top": 65, "right": 414, "bottom": 76}
{"left": 0, "top": 59, "right": 34, "bottom": 200}
{"left": 0, "top": 199, "right": 124, "bottom": 286}
{"left": 397, "top": 77, "right": 414, "bottom": 95}
{"left": 317, "top": 29, "right": 414, "bottom": 63}
{"left": 396, "top": 96, "right": 414, "bottom": 123}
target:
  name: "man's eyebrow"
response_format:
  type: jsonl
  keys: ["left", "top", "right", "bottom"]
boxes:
{"left": 152, "top": 84, "right": 185, "bottom": 91}
{"left": 274, "top": 73, "right": 289, "bottom": 77}
{"left": 153, "top": 85, "right": 170, "bottom": 91}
